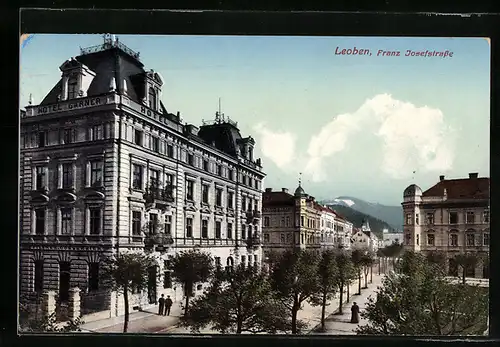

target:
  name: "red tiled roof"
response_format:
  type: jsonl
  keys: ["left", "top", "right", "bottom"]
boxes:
{"left": 422, "top": 177, "right": 489, "bottom": 199}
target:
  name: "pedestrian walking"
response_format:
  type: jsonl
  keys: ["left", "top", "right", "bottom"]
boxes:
{"left": 158, "top": 294, "right": 165, "bottom": 315}
{"left": 164, "top": 295, "right": 173, "bottom": 316}
{"left": 350, "top": 302, "right": 360, "bottom": 324}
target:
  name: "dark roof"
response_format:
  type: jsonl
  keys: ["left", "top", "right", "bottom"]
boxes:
{"left": 262, "top": 191, "right": 295, "bottom": 207}
{"left": 294, "top": 185, "right": 306, "bottom": 197}
{"left": 197, "top": 121, "right": 243, "bottom": 157}
{"left": 403, "top": 184, "right": 422, "bottom": 197}
{"left": 422, "top": 177, "right": 489, "bottom": 200}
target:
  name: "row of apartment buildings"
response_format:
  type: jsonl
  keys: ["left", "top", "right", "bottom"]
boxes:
{"left": 402, "top": 173, "right": 490, "bottom": 279}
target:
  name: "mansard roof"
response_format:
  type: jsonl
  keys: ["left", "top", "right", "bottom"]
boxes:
{"left": 422, "top": 176, "right": 489, "bottom": 200}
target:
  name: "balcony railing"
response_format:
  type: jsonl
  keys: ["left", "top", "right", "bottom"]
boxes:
{"left": 246, "top": 210, "right": 262, "bottom": 224}
{"left": 144, "top": 231, "right": 174, "bottom": 253}
{"left": 245, "top": 235, "right": 262, "bottom": 248}
{"left": 143, "top": 185, "right": 175, "bottom": 207}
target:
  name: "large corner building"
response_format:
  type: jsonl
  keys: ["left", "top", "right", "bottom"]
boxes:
{"left": 402, "top": 173, "right": 489, "bottom": 279}
{"left": 19, "top": 36, "right": 265, "bottom": 321}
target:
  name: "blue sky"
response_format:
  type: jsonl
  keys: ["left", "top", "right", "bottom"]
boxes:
{"left": 20, "top": 35, "right": 490, "bottom": 205}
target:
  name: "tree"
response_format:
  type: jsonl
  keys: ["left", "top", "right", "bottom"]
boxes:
{"left": 382, "top": 242, "right": 404, "bottom": 270}
{"left": 170, "top": 249, "right": 214, "bottom": 316}
{"left": 180, "top": 264, "right": 294, "bottom": 334}
{"left": 269, "top": 249, "right": 320, "bottom": 334}
{"left": 361, "top": 251, "right": 376, "bottom": 288}
{"left": 310, "top": 250, "right": 339, "bottom": 332}
{"left": 357, "top": 251, "right": 488, "bottom": 335}
{"left": 19, "top": 300, "right": 84, "bottom": 333}
{"left": 333, "top": 250, "right": 356, "bottom": 314}
{"left": 453, "top": 252, "right": 481, "bottom": 284}
{"left": 100, "top": 252, "right": 156, "bottom": 333}
{"left": 351, "top": 249, "right": 364, "bottom": 295}
{"left": 425, "top": 250, "right": 447, "bottom": 275}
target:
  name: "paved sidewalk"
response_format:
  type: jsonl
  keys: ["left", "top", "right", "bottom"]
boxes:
{"left": 81, "top": 302, "right": 183, "bottom": 333}
{"left": 312, "top": 274, "right": 384, "bottom": 335}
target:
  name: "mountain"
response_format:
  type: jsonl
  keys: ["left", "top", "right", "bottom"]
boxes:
{"left": 323, "top": 196, "right": 403, "bottom": 230}
{"left": 325, "top": 205, "right": 395, "bottom": 239}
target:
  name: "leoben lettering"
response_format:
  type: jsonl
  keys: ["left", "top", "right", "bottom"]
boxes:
{"left": 37, "top": 97, "right": 102, "bottom": 114}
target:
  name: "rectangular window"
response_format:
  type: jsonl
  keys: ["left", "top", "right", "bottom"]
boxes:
{"left": 301, "top": 216, "right": 305, "bottom": 227}
{"left": 186, "top": 217, "right": 193, "bottom": 237}
{"left": 227, "top": 191, "right": 234, "bottom": 209}
{"left": 149, "top": 213, "right": 158, "bottom": 234}
{"left": 449, "top": 212, "right": 458, "bottom": 224}
{"left": 34, "top": 260, "right": 44, "bottom": 293}
{"left": 35, "top": 209, "right": 45, "bottom": 235}
{"left": 202, "top": 220, "right": 208, "bottom": 239}
{"left": 227, "top": 223, "right": 233, "bottom": 239}
{"left": 228, "top": 169, "right": 234, "bottom": 181}
{"left": 466, "top": 211, "right": 475, "bottom": 224}
{"left": 248, "top": 177, "right": 253, "bottom": 188}
{"left": 134, "top": 129, "right": 143, "bottom": 146}
{"left": 187, "top": 153, "right": 194, "bottom": 166}
{"left": 280, "top": 218, "right": 285, "bottom": 227}
{"left": 62, "top": 163, "right": 73, "bottom": 188}
{"left": 264, "top": 233, "right": 270, "bottom": 243}
{"left": 149, "top": 169, "right": 159, "bottom": 188}
{"left": 91, "top": 125, "right": 103, "bottom": 141}
{"left": 61, "top": 208, "right": 72, "bottom": 235}
{"left": 59, "top": 262, "right": 71, "bottom": 302}
{"left": 483, "top": 233, "right": 489, "bottom": 246}
{"left": 165, "top": 215, "right": 172, "bottom": 235}
{"left": 280, "top": 233, "right": 286, "bottom": 243}
{"left": 38, "top": 131, "right": 46, "bottom": 147}
{"left": 88, "top": 263, "right": 99, "bottom": 292}
{"left": 241, "top": 256, "right": 246, "bottom": 267}
{"left": 286, "top": 216, "right": 290, "bottom": 227}
{"left": 466, "top": 233, "right": 475, "bottom": 246}
{"left": 483, "top": 210, "right": 489, "bottom": 223}
{"left": 167, "top": 144, "right": 174, "bottom": 158}
{"left": 427, "top": 234, "right": 435, "bottom": 246}
{"left": 216, "top": 189, "right": 223, "bottom": 207}
{"left": 63, "top": 129, "right": 74, "bottom": 144}
{"left": 450, "top": 234, "right": 458, "bottom": 246}
{"left": 132, "top": 164, "right": 143, "bottom": 190}
{"left": 242, "top": 175, "right": 247, "bottom": 185}
{"left": 203, "top": 160, "right": 209, "bottom": 171}
{"left": 405, "top": 213, "right": 412, "bottom": 225}
{"left": 215, "top": 221, "right": 221, "bottom": 239}
{"left": 35, "top": 166, "right": 45, "bottom": 190}
{"left": 89, "top": 208, "right": 101, "bottom": 235}
{"left": 286, "top": 233, "right": 292, "bottom": 243}
{"left": 186, "top": 180, "right": 194, "bottom": 201}
{"left": 241, "top": 197, "right": 246, "bottom": 212}
{"left": 215, "top": 257, "right": 221, "bottom": 268}
{"left": 202, "top": 184, "right": 209, "bottom": 204}
{"left": 241, "top": 224, "right": 246, "bottom": 239}
{"left": 90, "top": 161, "right": 103, "bottom": 186}
{"left": 132, "top": 211, "right": 142, "bottom": 236}
{"left": 426, "top": 213, "right": 434, "bottom": 225}
{"left": 152, "top": 137, "right": 160, "bottom": 152}
{"left": 217, "top": 165, "right": 222, "bottom": 176}
{"left": 163, "top": 271, "right": 172, "bottom": 289}
{"left": 415, "top": 214, "right": 420, "bottom": 225}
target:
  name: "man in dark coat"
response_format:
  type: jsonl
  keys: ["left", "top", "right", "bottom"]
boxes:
{"left": 158, "top": 294, "right": 165, "bottom": 315}
{"left": 350, "top": 302, "right": 360, "bottom": 323}
{"left": 164, "top": 295, "right": 173, "bottom": 316}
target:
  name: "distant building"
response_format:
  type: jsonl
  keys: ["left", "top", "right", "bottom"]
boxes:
{"left": 332, "top": 212, "right": 353, "bottom": 250}
{"left": 402, "top": 173, "right": 489, "bottom": 279}
{"left": 350, "top": 220, "right": 379, "bottom": 253}
{"left": 382, "top": 228, "right": 403, "bottom": 247}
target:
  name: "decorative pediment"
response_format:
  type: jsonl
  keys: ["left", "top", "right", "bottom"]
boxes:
{"left": 59, "top": 58, "right": 82, "bottom": 72}
{"left": 200, "top": 205, "right": 212, "bottom": 215}
{"left": 184, "top": 203, "right": 197, "bottom": 212}
{"left": 30, "top": 193, "right": 50, "bottom": 205}
{"left": 54, "top": 192, "right": 77, "bottom": 204}
{"left": 84, "top": 191, "right": 105, "bottom": 201}
{"left": 466, "top": 228, "right": 477, "bottom": 233}
{"left": 449, "top": 229, "right": 459, "bottom": 233}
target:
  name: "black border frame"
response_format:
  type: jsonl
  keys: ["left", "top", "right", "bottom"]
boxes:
{"left": 4, "top": 7, "right": 499, "bottom": 347}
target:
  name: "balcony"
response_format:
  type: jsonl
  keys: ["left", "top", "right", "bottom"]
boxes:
{"left": 245, "top": 235, "right": 262, "bottom": 249}
{"left": 245, "top": 210, "right": 262, "bottom": 224}
{"left": 143, "top": 185, "right": 175, "bottom": 210}
{"left": 144, "top": 231, "right": 174, "bottom": 253}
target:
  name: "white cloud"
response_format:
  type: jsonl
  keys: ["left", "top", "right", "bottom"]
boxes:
{"left": 304, "top": 93, "right": 455, "bottom": 181}
{"left": 253, "top": 122, "right": 296, "bottom": 169}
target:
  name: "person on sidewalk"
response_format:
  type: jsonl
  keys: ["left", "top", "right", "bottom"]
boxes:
{"left": 350, "top": 302, "right": 360, "bottom": 324}
{"left": 158, "top": 294, "right": 165, "bottom": 315}
{"left": 164, "top": 295, "right": 173, "bottom": 316}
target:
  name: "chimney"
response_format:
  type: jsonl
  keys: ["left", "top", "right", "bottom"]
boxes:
{"left": 265, "top": 188, "right": 272, "bottom": 193}
{"left": 439, "top": 175, "right": 445, "bottom": 181}
{"left": 281, "top": 188, "right": 289, "bottom": 193}
{"left": 469, "top": 172, "right": 478, "bottom": 179}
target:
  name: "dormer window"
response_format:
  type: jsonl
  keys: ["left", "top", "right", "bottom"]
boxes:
{"left": 67, "top": 75, "right": 79, "bottom": 99}
{"left": 148, "top": 87, "right": 157, "bottom": 110}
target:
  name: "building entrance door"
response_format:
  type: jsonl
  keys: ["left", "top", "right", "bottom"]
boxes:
{"left": 147, "top": 266, "right": 157, "bottom": 304}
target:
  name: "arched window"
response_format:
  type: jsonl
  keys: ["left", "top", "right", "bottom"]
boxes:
{"left": 148, "top": 87, "right": 157, "bottom": 110}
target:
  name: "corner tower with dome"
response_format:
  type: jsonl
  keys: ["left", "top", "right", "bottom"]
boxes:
{"left": 401, "top": 173, "right": 490, "bottom": 279}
